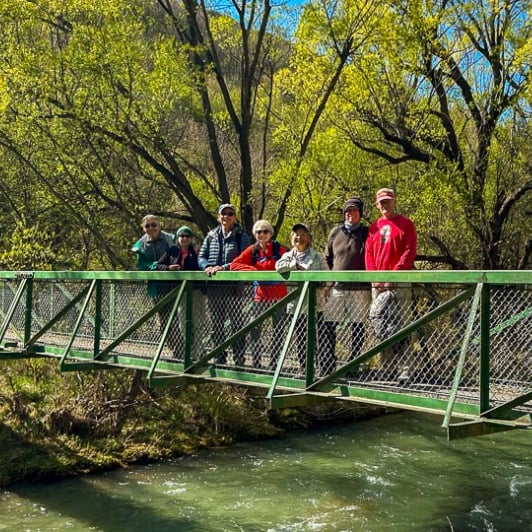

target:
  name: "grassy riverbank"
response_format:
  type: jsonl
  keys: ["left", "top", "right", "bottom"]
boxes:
{"left": 0, "top": 359, "right": 377, "bottom": 487}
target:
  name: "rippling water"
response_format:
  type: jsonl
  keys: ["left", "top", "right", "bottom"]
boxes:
{"left": 1, "top": 412, "right": 531, "bottom": 531}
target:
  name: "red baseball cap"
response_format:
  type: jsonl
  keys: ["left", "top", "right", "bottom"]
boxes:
{"left": 376, "top": 188, "right": 395, "bottom": 201}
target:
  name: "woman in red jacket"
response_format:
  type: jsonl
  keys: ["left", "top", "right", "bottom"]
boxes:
{"left": 231, "top": 220, "right": 287, "bottom": 369}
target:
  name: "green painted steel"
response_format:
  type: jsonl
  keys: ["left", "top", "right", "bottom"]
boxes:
{"left": 0, "top": 269, "right": 530, "bottom": 439}
{"left": 0, "top": 269, "right": 529, "bottom": 284}
{"left": 479, "top": 284, "right": 491, "bottom": 413}
{"left": 266, "top": 283, "right": 308, "bottom": 400}
{"left": 0, "top": 278, "right": 26, "bottom": 342}
{"left": 24, "top": 278, "right": 33, "bottom": 343}
{"left": 60, "top": 279, "right": 97, "bottom": 369}
{"left": 442, "top": 284, "right": 483, "bottom": 426}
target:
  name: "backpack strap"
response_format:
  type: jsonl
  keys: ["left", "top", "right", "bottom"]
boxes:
{"left": 252, "top": 245, "right": 258, "bottom": 265}
{"left": 252, "top": 240, "right": 282, "bottom": 265}
{"left": 272, "top": 240, "right": 282, "bottom": 260}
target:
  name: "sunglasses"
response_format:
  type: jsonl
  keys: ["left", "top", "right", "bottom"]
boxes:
{"left": 221, "top": 211, "right": 235, "bottom": 216}
{"left": 255, "top": 229, "right": 270, "bottom": 234}
{"left": 179, "top": 234, "right": 191, "bottom": 238}
{"left": 144, "top": 223, "right": 158, "bottom": 229}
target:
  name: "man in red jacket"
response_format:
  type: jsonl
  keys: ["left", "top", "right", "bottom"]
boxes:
{"left": 365, "top": 188, "right": 417, "bottom": 381}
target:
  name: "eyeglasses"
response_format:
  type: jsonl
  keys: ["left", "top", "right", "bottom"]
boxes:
{"left": 255, "top": 229, "right": 270, "bottom": 234}
{"left": 221, "top": 211, "right": 235, "bottom": 216}
{"left": 144, "top": 223, "right": 158, "bottom": 229}
{"left": 179, "top": 234, "right": 191, "bottom": 238}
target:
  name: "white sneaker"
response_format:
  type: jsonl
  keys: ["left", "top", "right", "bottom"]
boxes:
{"left": 398, "top": 367, "right": 410, "bottom": 382}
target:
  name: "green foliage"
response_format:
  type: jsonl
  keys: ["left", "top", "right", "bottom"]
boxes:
{"left": 0, "top": 224, "right": 56, "bottom": 270}
{"left": 0, "top": 0, "right": 529, "bottom": 273}
{"left": 320, "top": 0, "right": 532, "bottom": 268}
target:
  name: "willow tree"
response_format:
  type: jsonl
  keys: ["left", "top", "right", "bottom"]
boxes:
{"left": 155, "top": 0, "right": 288, "bottom": 231}
{"left": 0, "top": 0, "right": 384, "bottom": 253}
{"left": 265, "top": 0, "right": 384, "bottom": 239}
{"left": 331, "top": 0, "right": 531, "bottom": 269}
{"left": 155, "top": 0, "right": 377, "bottom": 233}
{"left": 0, "top": 1, "right": 199, "bottom": 268}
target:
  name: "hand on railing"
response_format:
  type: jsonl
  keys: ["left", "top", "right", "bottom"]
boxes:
{"left": 204, "top": 265, "right": 225, "bottom": 276}
{"left": 372, "top": 282, "right": 396, "bottom": 292}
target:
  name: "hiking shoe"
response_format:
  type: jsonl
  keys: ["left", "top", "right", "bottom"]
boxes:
{"left": 397, "top": 367, "right": 411, "bottom": 382}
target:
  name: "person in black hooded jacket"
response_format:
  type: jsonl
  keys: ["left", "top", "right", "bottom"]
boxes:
{"left": 156, "top": 226, "right": 202, "bottom": 359}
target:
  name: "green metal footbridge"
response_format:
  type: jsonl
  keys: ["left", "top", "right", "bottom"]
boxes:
{"left": 0, "top": 269, "right": 530, "bottom": 439}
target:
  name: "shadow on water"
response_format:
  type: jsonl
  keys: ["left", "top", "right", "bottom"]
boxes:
{"left": 0, "top": 422, "right": 76, "bottom": 485}
{"left": 10, "top": 476, "right": 196, "bottom": 531}
{"left": 0, "top": 422, "right": 196, "bottom": 530}
{"left": 2, "top": 413, "right": 531, "bottom": 531}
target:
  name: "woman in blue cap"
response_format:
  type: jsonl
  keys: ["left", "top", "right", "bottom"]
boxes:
{"left": 156, "top": 226, "right": 202, "bottom": 359}
{"left": 157, "top": 226, "right": 200, "bottom": 272}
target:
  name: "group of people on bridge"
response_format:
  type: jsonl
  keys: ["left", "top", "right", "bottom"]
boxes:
{"left": 131, "top": 188, "right": 417, "bottom": 380}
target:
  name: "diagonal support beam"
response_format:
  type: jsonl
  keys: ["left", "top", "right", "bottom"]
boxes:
{"left": 267, "top": 283, "right": 308, "bottom": 400}
{"left": 186, "top": 287, "right": 302, "bottom": 374}
{"left": 0, "top": 279, "right": 27, "bottom": 343}
{"left": 482, "top": 390, "right": 532, "bottom": 420}
{"left": 442, "top": 283, "right": 483, "bottom": 427}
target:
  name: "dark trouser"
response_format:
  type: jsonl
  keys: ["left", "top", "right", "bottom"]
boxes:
{"left": 320, "top": 321, "right": 366, "bottom": 376}
{"left": 293, "top": 313, "right": 325, "bottom": 375}
{"left": 207, "top": 284, "right": 246, "bottom": 366}
{"left": 154, "top": 291, "right": 183, "bottom": 357}
{"left": 320, "top": 321, "right": 337, "bottom": 376}
{"left": 295, "top": 316, "right": 308, "bottom": 374}
{"left": 381, "top": 337, "right": 410, "bottom": 375}
{"left": 251, "top": 301, "right": 286, "bottom": 369}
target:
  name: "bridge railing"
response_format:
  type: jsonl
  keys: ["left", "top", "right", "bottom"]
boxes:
{"left": 0, "top": 270, "right": 530, "bottom": 435}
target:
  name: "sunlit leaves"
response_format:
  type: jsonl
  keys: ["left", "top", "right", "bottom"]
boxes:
{"left": 0, "top": 0, "right": 529, "bottom": 271}
{"left": 0, "top": 223, "right": 55, "bottom": 270}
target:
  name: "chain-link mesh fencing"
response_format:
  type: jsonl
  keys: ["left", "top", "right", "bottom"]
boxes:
{"left": 0, "top": 277, "right": 530, "bottom": 413}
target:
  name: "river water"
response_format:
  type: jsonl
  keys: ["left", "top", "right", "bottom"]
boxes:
{"left": 1, "top": 412, "right": 530, "bottom": 531}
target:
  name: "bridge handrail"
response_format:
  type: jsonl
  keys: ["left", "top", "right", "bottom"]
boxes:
{"left": 0, "top": 269, "right": 530, "bottom": 284}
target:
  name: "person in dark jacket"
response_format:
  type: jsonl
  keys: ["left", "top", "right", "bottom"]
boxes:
{"left": 198, "top": 204, "right": 251, "bottom": 366}
{"left": 157, "top": 226, "right": 203, "bottom": 358}
{"left": 158, "top": 226, "right": 201, "bottom": 273}
{"left": 321, "top": 197, "right": 371, "bottom": 377}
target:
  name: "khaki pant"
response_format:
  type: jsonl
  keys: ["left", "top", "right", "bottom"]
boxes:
{"left": 322, "top": 288, "right": 371, "bottom": 323}
{"left": 371, "top": 284, "right": 412, "bottom": 374}
{"left": 320, "top": 288, "right": 372, "bottom": 376}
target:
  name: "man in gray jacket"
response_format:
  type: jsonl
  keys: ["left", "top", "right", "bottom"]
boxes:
{"left": 198, "top": 204, "right": 251, "bottom": 366}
